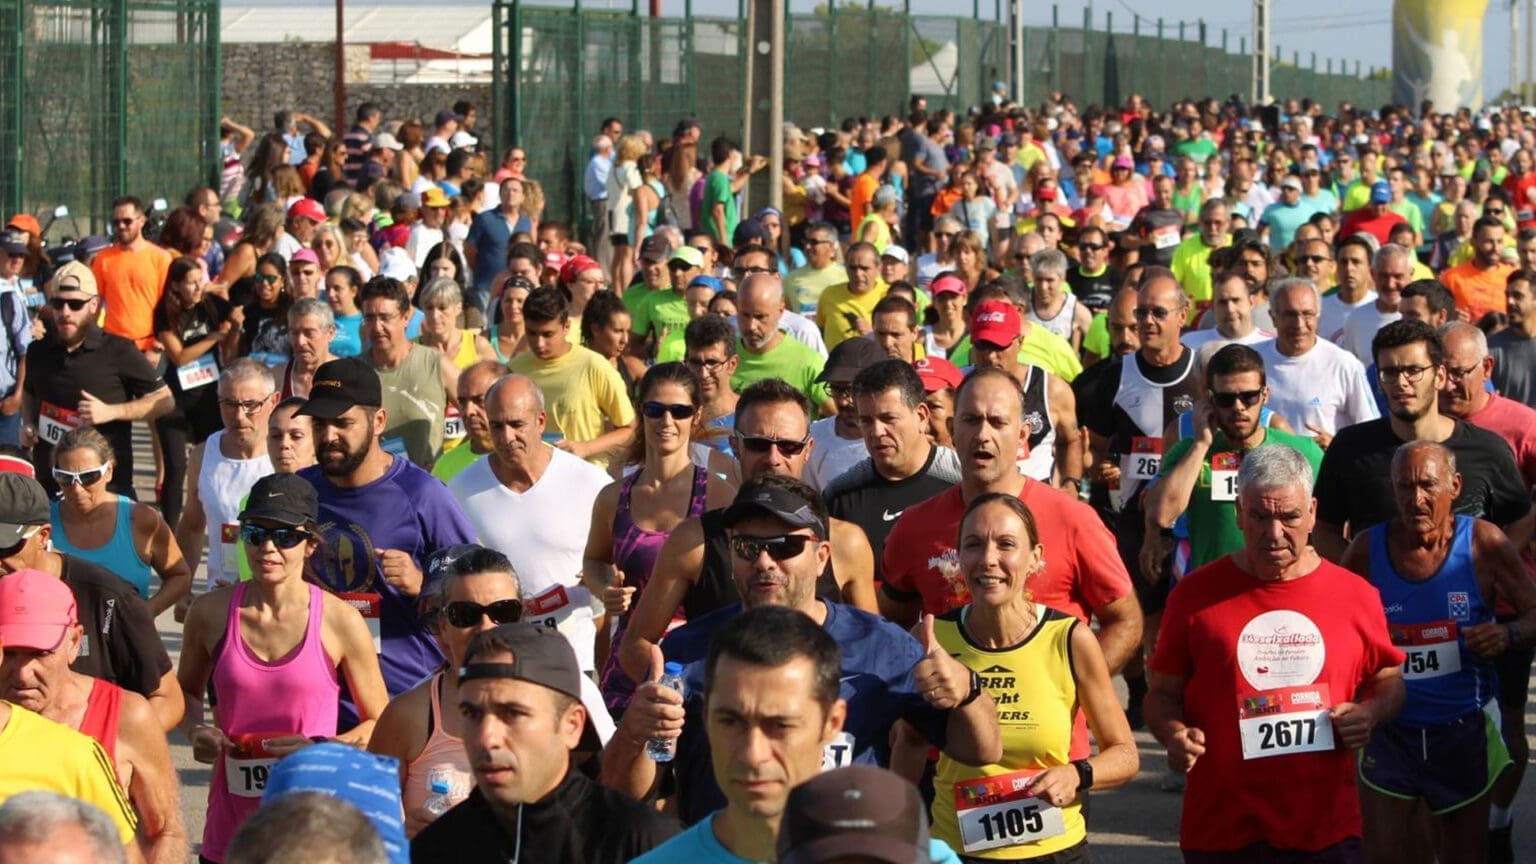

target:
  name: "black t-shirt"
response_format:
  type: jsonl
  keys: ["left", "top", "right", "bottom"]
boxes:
{"left": 60, "top": 554, "right": 173, "bottom": 698}
{"left": 241, "top": 301, "right": 290, "bottom": 361}
{"left": 153, "top": 295, "right": 230, "bottom": 392}
{"left": 1316, "top": 419, "right": 1531, "bottom": 535}
{"left": 410, "top": 771, "right": 679, "bottom": 864}
{"left": 823, "top": 445, "right": 962, "bottom": 581}
{"left": 1130, "top": 205, "right": 1184, "bottom": 267}
{"left": 1067, "top": 264, "right": 1124, "bottom": 313}
{"left": 690, "top": 508, "right": 840, "bottom": 619}
{"left": 25, "top": 329, "right": 164, "bottom": 499}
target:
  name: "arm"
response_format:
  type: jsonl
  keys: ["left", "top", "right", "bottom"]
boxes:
{"left": 1145, "top": 670, "right": 1205, "bottom": 773}
{"left": 176, "top": 595, "right": 230, "bottom": 761}
{"left": 1330, "top": 665, "right": 1405, "bottom": 750}
{"left": 366, "top": 684, "right": 429, "bottom": 789}
{"left": 78, "top": 385, "right": 173, "bottom": 425}
{"left": 710, "top": 202, "right": 729, "bottom": 246}
{"left": 1024, "top": 623, "right": 1140, "bottom": 804}
{"left": 559, "top": 421, "right": 637, "bottom": 462}
{"left": 1464, "top": 519, "right": 1536, "bottom": 657}
{"left": 911, "top": 617, "right": 1003, "bottom": 766}
{"left": 135, "top": 506, "right": 191, "bottom": 617}
{"left": 118, "top": 693, "right": 188, "bottom": 864}
{"left": 599, "top": 644, "right": 679, "bottom": 801}
{"left": 222, "top": 117, "right": 255, "bottom": 154}
{"left": 581, "top": 485, "right": 623, "bottom": 666}
{"left": 618, "top": 519, "right": 703, "bottom": 683}
{"left": 1071, "top": 302, "right": 1093, "bottom": 353}
{"left": 1312, "top": 519, "right": 1349, "bottom": 563}
{"left": 296, "top": 112, "right": 332, "bottom": 139}
{"left": 173, "top": 443, "right": 208, "bottom": 584}
{"left": 158, "top": 326, "right": 221, "bottom": 368}
{"left": 828, "top": 518, "right": 878, "bottom": 612}
{"left": 1089, "top": 592, "right": 1144, "bottom": 675}
{"left": 1147, "top": 431, "right": 1209, "bottom": 531}
{"left": 331, "top": 601, "right": 390, "bottom": 747}
{"left": 1048, "top": 375, "right": 1083, "bottom": 490}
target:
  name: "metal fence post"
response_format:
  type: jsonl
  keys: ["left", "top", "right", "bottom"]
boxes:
{"left": 903, "top": 0, "right": 912, "bottom": 114}
{"left": 111, "top": 0, "right": 129, "bottom": 201}
{"left": 868, "top": 0, "right": 876, "bottom": 118}
{"left": 1051, "top": 4, "right": 1060, "bottom": 95}
{"left": 3, "top": 0, "right": 21, "bottom": 216}
{"left": 207, "top": 0, "right": 223, "bottom": 191}
{"left": 492, "top": 2, "right": 503, "bottom": 161}
{"left": 685, "top": 0, "right": 696, "bottom": 118}
{"left": 511, "top": 0, "right": 523, "bottom": 147}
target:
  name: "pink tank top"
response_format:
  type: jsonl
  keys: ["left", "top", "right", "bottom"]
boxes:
{"left": 202, "top": 582, "right": 339, "bottom": 862}
{"left": 402, "top": 672, "right": 473, "bottom": 837}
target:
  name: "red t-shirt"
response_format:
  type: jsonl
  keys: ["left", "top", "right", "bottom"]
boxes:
{"left": 1464, "top": 393, "right": 1536, "bottom": 615}
{"left": 1506, "top": 173, "right": 1536, "bottom": 227}
{"left": 1338, "top": 208, "right": 1407, "bottom": 245}
{"left": 1151, "top": 556, "right": 1404, "bottom": 854}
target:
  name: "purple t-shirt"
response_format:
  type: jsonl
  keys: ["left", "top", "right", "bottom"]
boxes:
{"left": 301, "top": 456, "right": 478, "bottom": 707}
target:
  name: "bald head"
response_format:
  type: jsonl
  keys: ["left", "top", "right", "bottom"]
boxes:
{"left": 1107, "top": 286, "right": 1140, "bottom": 356}
{"left": 459, "top": 360, "right": 506, "bottom": 399}
{"left": 485, "top": 374, "right": 547, "bottom": 465}
{"left": 737, "top": 273, "right": 786, "bottom": 352}
{"left": 1438, "top": 321, "right": 1487, "bottom": 361}
{"left": 1136, "top": 270, "right": 1187, "bottom": 350}
{"left": 1391, "top": 440, "right": 1461, "bottom": 525}
{"left": 487, "top": 373, "right": 544, "bottom": 414}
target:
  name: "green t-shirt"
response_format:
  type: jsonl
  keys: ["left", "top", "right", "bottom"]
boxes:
{"left": 702, "top": 169, "right": 738, "bottom": 246}
{"left": 1387, "top": 200, "right": 1425, "bottom": 240}
{"left": 622, "top": 283, "right": 659, "bottom": 318}
{"left": 945, "top": 326, "right": 1081, "bottom": 383}
{"left": 431, "top": 443, "right": 483, "bottom": 485}
{"left": 633, "top": 288, "right": 690, "bottom": 350}
{"left": 1081, "top": 311, "right": 1109, "bottom": 360}
{"left": 1158, "top": 427, "right": 1323, "bottom": 570}
{"left": 655, "top": 328, "right": 686, "bottom": 363}
{"left": 732, "top": 334, "right": 830, "bottom": 407}
{"left": 1174, "top": 136, "right": 1218, "bottom": 162}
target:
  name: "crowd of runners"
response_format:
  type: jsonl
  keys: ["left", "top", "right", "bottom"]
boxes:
{"left": 1, "top": 87, "right": 1536, "bottom": 864}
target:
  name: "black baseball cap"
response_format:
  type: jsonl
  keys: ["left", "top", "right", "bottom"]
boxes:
{"left": 297, "top": 358, "right": 382, "bottom": 419}
{"left": 778, "top": 765, "right": 935, "bottom": 864}
{"left": 0, "top": 474, "right": 50, "bottom": 547}
{"left": 722, "top": 478, "right": 829, "bottom": 538}
{"left": 239, "top": 473, "right": 320, "bottom": 528}
{"left": 460, "top": 623, "right": 602, "bottom": 752}
{"left": 816, "top": 336, "right": 885, "bottom": 384}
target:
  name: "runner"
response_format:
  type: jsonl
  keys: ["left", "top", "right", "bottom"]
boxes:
{"left": 361, "top": 278, "right": 458, "bottom": 469}
{"left": 430, "top": 361, "right": 505, "bottom": 484}
{"left": 1255, "top": 277, "right": 1379, "bottom": 446}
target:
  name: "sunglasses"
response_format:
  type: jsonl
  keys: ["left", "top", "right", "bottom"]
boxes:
{"left": 49, "top": 297, "right": 90, "bottom": 312}
{"left": 732, "top": 265, "right": 775, "bottom": 278}
{"left": 442, "top": 599, "right": 524, "bottom": 628}
{"left": 640, "top": 401, "right": 697, "bottom": 420}
{"left": 1133, "top": 305, "right": 1175, "bottom": 321}
{"left": 730, "top": 533, "right": 819, "bottom": 562}
{"left": 258, "top": 273, "right": 281, "bottom": 284}
{"left": 1299, "top": 254, "right": 1332, "bottom": 264}
{"left": 685, "top": 357, "right": 727, "bottom": 371}
{"left": 1211, "top": 389, "right": 1263, "bottom": 408}
{"left": 734, "top": 434, "right": 809, "bottom": 456}
{"left": 52, "top": 466, "right": 106, "bottom": 487}
{"left": 668, "top": 262, "right": 696, "bottom": 273}
{"left": 1078, "top": 242, "right": 1107, "bottom": 251}
{"left": 239, "top": 524, "right": 313, "bottom": 549}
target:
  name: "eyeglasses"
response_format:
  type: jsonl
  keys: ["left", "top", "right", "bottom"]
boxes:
{"left": 258, "top": 273, "right": 281, "bottom": 284}
{"left": 640, "top": 401, "right": 697, "bottom": 420}
{"left": 52, "top": 466, "right": 106, "bottom": 487}
{"left": 933, "top": 232, "right": 959, "bottom": 240}
{"left": 111, "top": 217, "right": 137, "bottom": 226}
{"left": 668, "top": 263, "right": 696, "bottom": 273}
{"left": 48, "top": 297, "right": 90, "bottom": 311}
{"left": 1133, "top": 305, "right": 1175, "bottom": 321}
{"left": 1444, "top": 362, "right": 1481, "bottom": 381}
{"left": 732, "top": 265, "right": 775, "bottom": 278}
{"left": 362, "top": 312, "right": 402, "bottom": 324}
{"left": 239, "top": 524, "right": 313, "bottom": 549}
{"left": 734, "top": 434, "right": 810, "bottom": 456}
{"left": 442, "top": 599, "right": 524, "bottom": 628}
{"left": 220, "top": 398, "right": 268, "bottom": 415}
{"left": 1078, "top": 242, "right": 1107, "bottom": 252}
{"left": 730, "top": 533, "right": 820, "bottom": 562}
{"left": 1488, "top": 208, "right": 1507, "bottom": 217}
{"left": 1211, "top": 389, "right": 1263, "bottom": 408}
{"left": 1377, "top": 364, "right": 1434, "bottom": 384}
{"left": 685, "top": 357, "right": 728, "bottom": 371}
{"left": 1298, "top": 254, "right": 1332, "bottom": 264}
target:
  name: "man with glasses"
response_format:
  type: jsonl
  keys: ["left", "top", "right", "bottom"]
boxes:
{"left": 806, "top": 337, "right": 883, "bottom": 490}
{"left": 1338, "top": 243, "right": 1410, "bottom": 365}
{"left": 784, "top": 223, "right": 848, "bottom": 318}
{"left": 448, "top": 376, "right": 611, "bottom": 676}
{"left": 430, "top": 361, "right": 505, "bottom": 484}
{"left": 731, "top": 246, "right": 827, "bottom": 357}
{"left": 1297, "top": 159, "right": 1338, "bottom": 215}
{"left": 1066, "top": 225, "right": 1122, "bottom": 315}
{"left": 1293, "top": 238, "right": 1337, "bottom": 295}
{"left": 682, "top": 315, "right": 740, "bottom": 452}
{"left": 1313, "top": 320, "right": 1529, "bottom": 562}
{"left": 914, "top": 215, "right": 961, "bottom": 291}
{"left": 1171, "top": 199, "right": 1232, "bottom": 319}
{"left": 1319, "top": 235, "right": 1377, "bottom": 342}
{"left": 1441, "top": 216, "right": 1516, "bottom": 322}
{"left": 90, "top": 196, "right": 171, "bottom": 355}
{"left": 0, "top": 232, "right": 32, "bottom": 447}
{"left": 605, "top": 475, "right": 1000, "bottom": 822}
{"left": 1256, "top": 278, "right": 1379, "bottom": 448}
{"left": 361, "top": 278, "right": 458, "bottom": 470}
{"left": 23, "top": 262, "right": 170, "bottom": 499}
{"left": 629, "top": 245, "right": 702, "bottom": 361}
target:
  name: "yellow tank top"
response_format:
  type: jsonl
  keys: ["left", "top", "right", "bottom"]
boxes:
{"left": 932, "top": 604, "right": 1084, "bottom": 860}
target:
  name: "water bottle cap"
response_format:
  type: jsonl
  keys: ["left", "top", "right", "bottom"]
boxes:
{"left": 430, "top": 780, "right": 450, "bottom": 794}
{"left": 663, "top": 661, "right": 685, "bottom": 676}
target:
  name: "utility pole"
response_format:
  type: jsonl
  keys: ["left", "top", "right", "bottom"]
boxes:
{"left": 1513, "top": 0, "right": 1521, "bottom": 105}
{"left": 334, "top": 0, "right": 347, "bottom": 133}
{"left": 1251, "top": 0, "right": 1270, "bottom": 105}
{"left": 1012, "top": 0, "right": 1025, "bottom": 103}
{"left": 1526, "top": 0, "right": 1533, "bottom": 103}
{"left": 742, "top": 0, "right": 784, "bottom": 214}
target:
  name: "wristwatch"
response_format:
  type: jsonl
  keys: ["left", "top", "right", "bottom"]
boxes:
{"left": 956, "top": 669, "right": 983, "bottom": 708}
{"left": 1071, "top": 759, "right": 1094, "bottom": 792}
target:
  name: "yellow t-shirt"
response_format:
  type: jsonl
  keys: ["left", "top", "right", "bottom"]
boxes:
{"left": 1020, "top": 325, "right": 1082, "bottom": 383}
{"left": 0, "top": 703, "right": 138, "bottom": 846}
{"left": 931, "top": 607, "right": 1085, "bottom": 860}
{"left": 816, "top": 280, "right": 889, "bottom": 350}
{"left": 784, "top": 264, "right": 849, "bottom": 317}
{"left": 1170, "top": 233, "right": 1229, "bottom": 312}
{"left": 508, "top": 345, "right": 636, "bottom": 467}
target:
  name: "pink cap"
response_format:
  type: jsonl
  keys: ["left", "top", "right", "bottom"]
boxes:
{"left": 0, "top": 569, "right": 78, "bottom": 652}
{"left": 913, "top": 356, "right": 963, "bottom": 392}
{"left": 931, "top": 274, "right": 967, "bottom": 297}
{"left": 970, "top": 300, "right": 1022, "bottom": 346}
{"left": 287, "top": 198, "right": 326, "bottom": 224}
{"left": 1112, "top": 154, "right": 1135, "bottom": 169}
{"left": 290, "top": 248, "right": 320, "bottom": 265}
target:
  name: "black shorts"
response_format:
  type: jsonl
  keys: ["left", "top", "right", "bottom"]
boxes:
{"left": 1358, "top": 706, "right": 1511, "bottom": 814}
{"left": 1494, "top": 621, "right": 1534, "bottom": 714}
{"left": 1183, "top": 837, "right": 1363, "bottom": 864}
{"left": 610, "top": 232, "right": 631, "bottom": 247}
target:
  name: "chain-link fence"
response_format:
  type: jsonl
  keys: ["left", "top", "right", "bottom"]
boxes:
{"left": 494, "top": 2, "right": 1391, "bottom": 226}
{"left": 0, "top": 0, "right": 220, "bottom": 235}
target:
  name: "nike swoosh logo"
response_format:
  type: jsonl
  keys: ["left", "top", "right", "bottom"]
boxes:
{"left": 882, "top": 509, "right": 903, "bottom": 522}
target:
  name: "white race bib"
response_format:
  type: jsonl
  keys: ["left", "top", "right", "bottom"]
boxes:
{"left": 1153, "top": 225, "right": 1181, "bottom": 249}
{"left": 1238, "top": 684, "right": 1336, "bottom": 760}
{"left": 953, "top": 770, "right": 1068, "bottom": 854}
{"left": 1209, "top": 452, "right": 1240, "bottom": 502}
{"left": 1393, "top": 620, "right": 1462, "bottom": 681}
{"left": 1124, "top": 436, "right": 1163, "bottom": 482}
{"left": 176, "top": 353, "right": 219, "bottom": 390}
{"left": 224, "top": 736, "right": 280, "bottom": 798}
{"left": 443, "top": 412, "right": 465, "bottom": 442}
{"left": 38, "top": 401, "right": 81, "bottom": 445}
{"left": 338, "top": 592, "right": 382, "bottom": 653}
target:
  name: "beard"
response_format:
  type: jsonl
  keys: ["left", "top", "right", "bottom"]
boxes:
{"left": 320, "top": 415, "right": 374, "bottom": 477}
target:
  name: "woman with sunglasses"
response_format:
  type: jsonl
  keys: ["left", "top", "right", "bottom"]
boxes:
{"left": 474, "top": 274, "right": 533, "bottom": 364}
{"left": 49, "top": 427, "right": 192, "bottom": 616}
{"left": 923, "top": 493, "right": 1138, "bottom": 862}
{"left": 239, "top": 252, "right": 294, "bottom": 367}
{"left": 177, "top": 472, "right": 388, "bottom": 864}
{"left": 369, "top": 544, "right": 617, "bottom": 837}
{"left": 585, "top": 363, "right": 736, "bottom": 714}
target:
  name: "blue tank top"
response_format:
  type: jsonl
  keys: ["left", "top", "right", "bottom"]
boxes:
{"left": 1366, "top": 515, "right": 1494, "bottom": 726}
{"left": 50, "top": 496, "right": 152, "bottom": 599}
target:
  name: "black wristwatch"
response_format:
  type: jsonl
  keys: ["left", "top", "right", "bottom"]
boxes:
{"left": 956, "top": 669, "right": 983, "bottom": 708}
{"left": 1071, "top": 759, "right": 1094, "bottom": 792}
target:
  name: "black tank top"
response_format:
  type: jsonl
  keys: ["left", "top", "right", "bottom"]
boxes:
{"left": 688, "top": 508, "right": 840, "bottom": 619}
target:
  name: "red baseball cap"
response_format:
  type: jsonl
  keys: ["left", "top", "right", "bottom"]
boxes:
{"left": 931, "top": 274, "right": 967, "bottom": 297}
{"left": 913, "top": 356, "right": 963, "bottom": 392}
{"left": 970, "top": 300, "right": 1022, "bottom": 346}
{"left": 0, "top": 569, "right": 78, "bottom": 652}
{"left": 560, "top": 254, "right": 602, "bottom": 285}
{"left": 287, "top": 198, "right": 326, "bottom": 224}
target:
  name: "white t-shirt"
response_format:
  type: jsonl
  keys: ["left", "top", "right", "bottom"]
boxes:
{"left": 272, "top": 231, "right": 300, "bottom": 264}
{"left": 914, "top": 253, "right": 953, "bottom": 290}
{"left": 407, "top": 224, "right": 445, "bottom": 268}
{"left": 1180, "top": 327, "right": 1274, "bottom": 353}
{"left": 198, "top": 431, "right": 275, "bottom": 588}
{"left": 804, "top": 416, "right": 868, "bottom": 490}
{"left": 448, "top": 448, "right": 613, "bottom": 672}
{"left": 1319, "top": 290, "right": 1377, "bottom": 344}
{"left": 781, "top": 311, "right": 829, "bottom": 358}
{"left": 1335, "top": 303, "right": 1400, "bottom": 365}
{"left": 1256, "top": 338, "right": 1381, "bottom": 438}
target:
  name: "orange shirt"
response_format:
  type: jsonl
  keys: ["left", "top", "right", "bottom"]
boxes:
{"left": 1440, "top": 260, "right": 1514, "bottom": 322}
{"left": 91, "top": 243, "right": 172, "bottom": 350}
{"left": 848, "top": 172, "right": 880, "bottom": 233}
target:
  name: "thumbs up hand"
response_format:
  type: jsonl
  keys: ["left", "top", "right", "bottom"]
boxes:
{"left": 911, "top": 613, "right": 971, "bottom": 710}
{"left": 603, "top": 569, "right": 636, "bottom": 617}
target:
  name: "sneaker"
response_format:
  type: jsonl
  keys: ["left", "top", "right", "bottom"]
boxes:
{"left": 1488, "top": 825, "right": 1513, "bottom": 864}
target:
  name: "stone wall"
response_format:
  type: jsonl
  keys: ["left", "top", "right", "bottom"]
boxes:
{"left": 221, "top": 42, "right": 492, "bottom": 142}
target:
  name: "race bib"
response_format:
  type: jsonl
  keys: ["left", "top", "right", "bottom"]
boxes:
{"left": 225, "top": 733, "right": 282, "bottom": 798}
{"left": 337, "top": 592, "right": 382, "bottom": 653}
{"left": 1520, "top": 207, "right": 1534, "bottom": 223}
{"left": 953, "top": 770, "right": 1068, "bottom": 854}
{"left": 176, "top": 353, "right": 219, "bottom": 390}
{"left": 1124, "top": 436, "right": 1163, "bottom": 482}
{"left": 1238, "top": 683, "right": 1335, "bottom": 760}
{"left": 1392, "top": 619, "right": 1462, "bottom": 681}
{"left": 821, "top": 731, "right": 856, "bottom": 770}
{"left": 442, "top": 406, "right": 465, "bottom": 441}
{"left": 38, "top": 401, "right": 81, "bottom": 445}
{"left": 218, "top": 523, "right": 240, "bottom": 578}
{"left": 1209, "top": 452, "right": 1240, "bottom": 502}
{"left": 1152, "top": 225, "right": 1181, "bottom": 249}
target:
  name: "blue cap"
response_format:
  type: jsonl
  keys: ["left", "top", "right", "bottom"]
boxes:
{"left": 262, "top": 743, "right": 409, "bottom": 864}
{"left": 1370, "top": 180, "right": 1391, "bottom": 204}
{"left": 688, "top": 274, "right": 724, "bottom": 293}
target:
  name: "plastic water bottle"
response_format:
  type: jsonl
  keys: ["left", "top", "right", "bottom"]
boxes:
{"left": 422, "top": 777, "right": 453, "bottom": 818}
{"left": 646, "top": 662, "right": 687, "bottom": 762}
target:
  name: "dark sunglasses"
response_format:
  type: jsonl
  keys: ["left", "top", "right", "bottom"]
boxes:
{"left": 640, "top": 401, "right": 697, "bottom": 420}
{"left": 49, "top": 297, "right": 89, "bottom": 312}
{"left": 1078, "top": 242, "right": 1107, "bottom": 251}
{"left": 1211, "top": 389, "right": 1263, "bottom": 408}
{"left": 732, "top": 265, "right": 775, "bottom": 278}
{"left": 258, "top": 273, "right": 282, "bottom": 284}
{"left": 667, "top": 262, "right": 696, "bottom": 272}
{"left": 442, "top": 599, "right": 524, "bottom": 628}
{"left": 1299, "top": 254, "right": 1332, "bottom": 265}
{"left": 52, "top": 467, "right": 106, "bottom": 487}
{"left": 731, "top": 533, "right": 819, "bottom": 562}
{"left": 1133, "top": 305, "right": 1174, "bottom": 321}
{"left": 239, "top": 524, "right": 314, "bottom": 549}
{"left": 734, "top": 434, "right": 809, "bottom": 456}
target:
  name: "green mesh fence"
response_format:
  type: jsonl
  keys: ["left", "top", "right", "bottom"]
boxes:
{"left": 0, "top": 0, "right": 219, "bottom": 235}
{"left": 494, "top": 3, "right": 1391, "bottom": 226}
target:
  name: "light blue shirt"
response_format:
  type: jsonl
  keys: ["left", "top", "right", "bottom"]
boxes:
{"left": 585, "top": 153, "right": 613, "bottom": 201}
{"left": 629, "top": 813, "right": 963, "bottom": 864}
